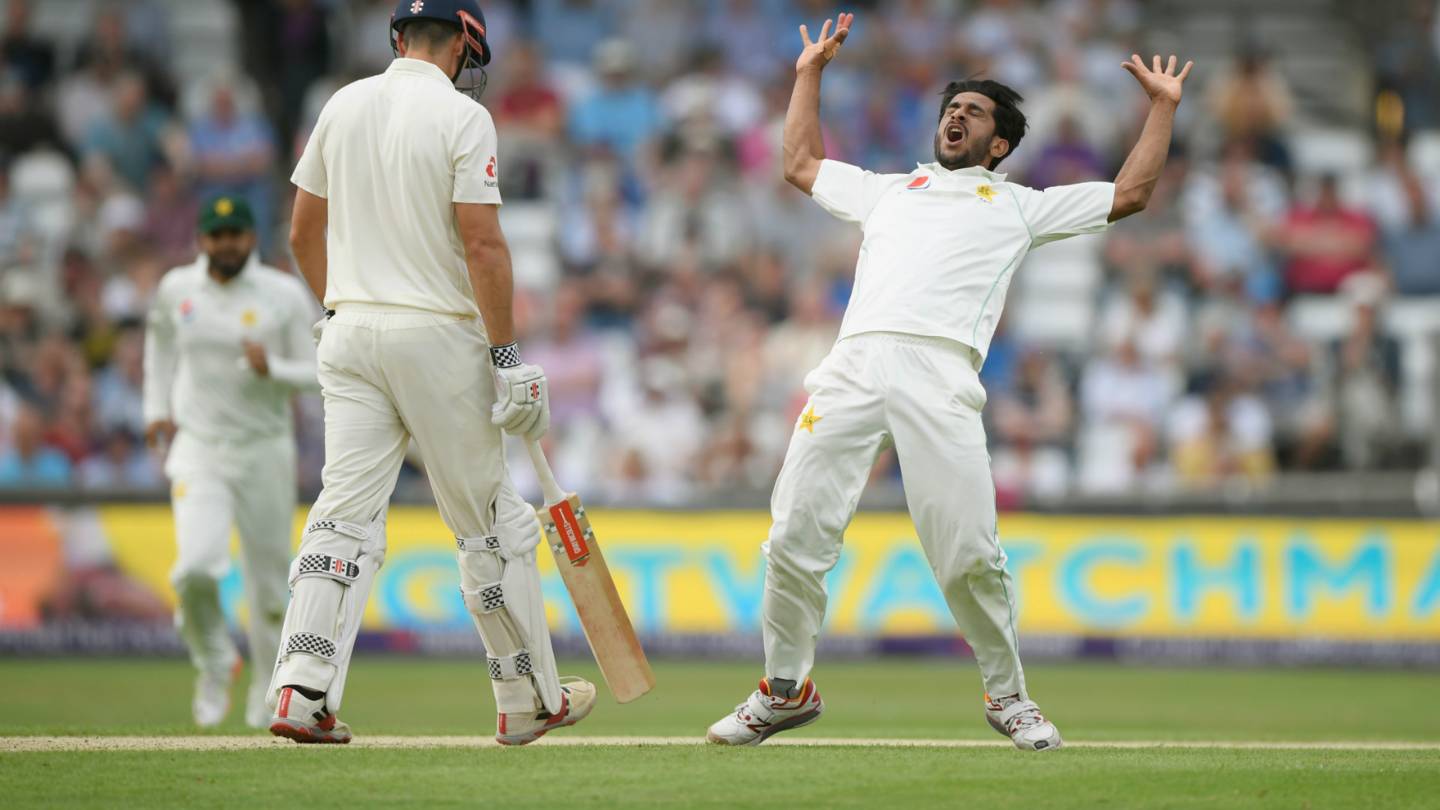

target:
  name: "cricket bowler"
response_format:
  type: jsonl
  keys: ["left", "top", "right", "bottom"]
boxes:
{"left": 706, "top": 13, "right": 1192, "bottom": 750}
{"left": 143, "top": 195, "right": 320, "bottom": 729}
{"left": 266, "top": 0, "right": 595, "bottom": 745}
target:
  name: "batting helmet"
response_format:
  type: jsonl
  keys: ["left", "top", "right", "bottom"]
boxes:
{"left": 390, "top": 0, "right": 491, "bottom": 67}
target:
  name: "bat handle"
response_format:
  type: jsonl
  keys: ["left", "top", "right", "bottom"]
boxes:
{"left": 525, "top": 440, "right": 567, "bottom": 507}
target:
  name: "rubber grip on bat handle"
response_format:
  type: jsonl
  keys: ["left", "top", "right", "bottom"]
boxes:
{"left": 526, "top": 440, "right": 566, "bottom": 507}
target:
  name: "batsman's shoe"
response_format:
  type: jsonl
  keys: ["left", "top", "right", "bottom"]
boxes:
{"left": 706, "top": 677, "right": 824, "bottom": 746}
{"left": 192, "top": 655, "right": 242, "bottom": 729}
{"left": 269, "top": 686, "right": 352, "bottom": 744}
{"left": 495, "top": 677, "right": 596, "bottom": 746}
{"left": 985, "top": 694, "right": 1063, "bottom": 752}
{"left": 244, "top": 679, "right": 271, "bottom": 730}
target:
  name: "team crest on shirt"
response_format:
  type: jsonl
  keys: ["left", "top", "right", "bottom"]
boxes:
{"left": 906, "top": 175, "right": 931, "bottom": 191}
{"left": 241, "top": 309, "right": 258, "bottom": 328}
{"left": 797, "top": 404, "right": 823, "bottom": 433}
{"left": 485, "top": 156, "right": 498, "bottom": 187}
{"left": 179, "top": 299, "right": 195, "bottom": 322}
{"left": 975, "top": 184, "right": 997, "bottom": 202}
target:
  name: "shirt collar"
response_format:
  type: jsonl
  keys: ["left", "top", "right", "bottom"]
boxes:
{"left": 917, "top": 162, "right": 1008, "bottom": 183}
{"left": 386, "top": 57, "right": 453, "bottom": 86}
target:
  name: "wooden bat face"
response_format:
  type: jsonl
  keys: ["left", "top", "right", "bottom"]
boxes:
{"left": 537, "top": 494, "right": 656, "bottom": 704}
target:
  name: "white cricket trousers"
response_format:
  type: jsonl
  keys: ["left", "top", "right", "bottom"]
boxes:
{"left": 167, "top": 430, "right": 295, "bottom": 683}
{"left": 271, "top": 307, "right": 561, "bottom": 715}
{"left": 763, "top": 331, "right": 1028, "bottom": 700}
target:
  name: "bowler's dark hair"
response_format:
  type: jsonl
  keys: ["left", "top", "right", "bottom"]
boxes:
{"left": 938, "top": 79, "right": 1028, "bottom": 168}
{"left": 399, "top": 18, "right": 461, "bottom": 50}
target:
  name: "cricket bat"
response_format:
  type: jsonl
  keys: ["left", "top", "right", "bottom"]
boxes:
{"left": 526, "top": 440, "right": 655, "bottom": 703}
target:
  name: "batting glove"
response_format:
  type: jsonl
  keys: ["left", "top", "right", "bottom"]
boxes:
{"left": 490, "top": 343, "right": 549, "bottom": 441}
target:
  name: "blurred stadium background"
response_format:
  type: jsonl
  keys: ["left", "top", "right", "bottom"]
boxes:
{"left": 1, "top": 0, "right": 1439, "bottom": 673}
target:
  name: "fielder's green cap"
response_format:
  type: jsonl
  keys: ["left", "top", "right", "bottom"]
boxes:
{"left": 198, "top": 195, "right": 255, "bottom": 234}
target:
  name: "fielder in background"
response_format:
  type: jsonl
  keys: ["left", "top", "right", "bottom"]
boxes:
{"left": 268, "top": 0, "right": 595, "bottom": 745}
{"left": 707, "top": 12, "right": 1192, "bottom": 751}
{"left": 142, "top": 195, "right": 320, "bottom": 729}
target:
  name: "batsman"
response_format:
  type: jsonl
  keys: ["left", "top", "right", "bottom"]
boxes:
{"left": 268, "top": 0, "right": 594, "bottom": 744}
{"left": 706, "top": 12, "right": 1191, "bottom": 750}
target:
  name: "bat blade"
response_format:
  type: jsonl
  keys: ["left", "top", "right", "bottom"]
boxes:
{"left": 537, "top": 494, "right": 655, "bottom": 703}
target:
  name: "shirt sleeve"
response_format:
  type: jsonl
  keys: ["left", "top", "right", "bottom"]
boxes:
{"left": 263, "top": 279, "right": 322, "bottom": 393}
{"left": 453, "top": 104, "right": 503, "bottom": 205}
{"left": 1013, "top": 181, "right": 1116, "bottom": 247}
{"left": 141, "top": 280, "right": 177, "bottom": 424}
{"left": 809, "top": 159, "right": 895, "bottom": 225}
{"left": 290, "top": 105, "right": 331, "bottom": 199}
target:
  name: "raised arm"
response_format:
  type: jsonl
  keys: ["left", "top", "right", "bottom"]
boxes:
{"left": 1109, "top": 54, "right": 1194, "bottom": 222}
{"left": 783, "top": 12, "right": 853, "bottom": 195}
{"left": 454, "top": 202, "right": 515, "bottom": 346}
{"left": 289, "top": 188, "right": 329, "bottom": 302}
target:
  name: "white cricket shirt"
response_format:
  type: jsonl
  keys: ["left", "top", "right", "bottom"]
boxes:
{"left": 291, "top": 58, "right": 503, "bottom": 319}
{"left": 811, "top": 159, "right": 1115, "bottom": 361}
{"left": 143, "top": 256, "right": 320, "bottom": 442}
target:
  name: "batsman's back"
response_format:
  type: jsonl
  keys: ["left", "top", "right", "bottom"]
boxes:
{"left": 293, "top": 59, "right": 503, "bottom": 319}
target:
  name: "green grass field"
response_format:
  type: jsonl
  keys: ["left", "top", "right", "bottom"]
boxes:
{"left": 2, "top": 657, "right": 1439, "bottom": 808}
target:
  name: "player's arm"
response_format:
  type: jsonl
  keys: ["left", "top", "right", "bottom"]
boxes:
{"left": 141, "top": 280, "right": 177, "bottom": 449}
{"left": 1110, "top": 54, "right": 1193, "bottom": 222}
{"left": 455, "top": 202, "right": 515, "bottom": 345}
{"left": 783, "top": 12, "right": 853, "bottom": 194}
{"left": 261, "top": 282, "right": 322, "bottom": 392}
{"left": 289, "top": 189, "right": 328, "bottom": 302}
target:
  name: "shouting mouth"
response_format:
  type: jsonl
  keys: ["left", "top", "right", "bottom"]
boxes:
{"left": 944, "top": 123, "right": 966, "bottom": 147}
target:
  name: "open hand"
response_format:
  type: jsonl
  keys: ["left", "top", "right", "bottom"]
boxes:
{"left": 796, "top": 12, "right": 854, "bottom": 74}
{"left": 1122, "top": 53, "right": 1193, "bottom": 106}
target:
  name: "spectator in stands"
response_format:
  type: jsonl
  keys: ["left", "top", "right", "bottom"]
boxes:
{"left": 1206, "top": 48, "right": 1294, "bottom": 173}
{"left": 1184, "top": 142, "right": 1286, "bottom": 296}
{"left": 1278, "top": 175, "right": 1379, "bottom": 296}
{"left": 1228, "top": 301, "right": 1334, "bottom": 470}
{"left": 1168, "top": 375, "right": 1276, "bottom": 489}
{"left": 0, "top": 75, "right": 64, "bottom": 159}
{"left": 494, "top": 40, "right": 564, "bottom": 201}
{"left": 0, "top": 0, "right": 53, "bottom": 92}
{"left": 1330, "top": 273, "right": 1403, "bottom": 468}
{"left": 140, "top": 162, "right": 197, "bottom": 268}
{"left": 188, "top": 81, "right": 277, "bottom": 248}
{"left": 569, "top": 39, "right": 663, "bottom": 200}
{"left": 82, "top": 71, "right": 171, "bottom": 193}
{"left": 0, "top": 403, "right": 70, "bottom": 487}
{"left": 1078, "top": 338, "right": 1177, "bottom": 492}
{"left": 1369, "top": 139, "right": 1440, "bottom": 295}
{"left": 1375, "top": 0, "right": 1440, "bottom": 130}
{"left": 91, "top": 324, "right": 145, "bottom": 436}
{"left": 636, "top": 139, "right": 749, "bottom": 272}
{"left": 1025, "top": 114, "right": 1107, "bottom": 190}
{"left": 991, "top": 348, "right": 1074, "bottom": 502}
{"left": 1098, "top": 268, "right": 1188, "bottom": 375}
{"left": 661, "top": 44, "right": 765, "bottom": 137}
{"left": 76, "top": 427, "right": 159, "bottom": 490}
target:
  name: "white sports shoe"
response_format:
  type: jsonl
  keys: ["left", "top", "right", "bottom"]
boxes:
{"left": 985, "top": 694, "right": 1063, "bottom": 751}
{"left": 706, "top": 678, "right": 824, "bottom": 746}
{"left": 269, "top": 685, "right": 353, "bottom": 744}
{"left": 496, "top": 677, "right": 597, "bottom": 746}
{"left": 244, "top": 679, "right": 270, "bottom": 730}
{"left": 192, "top": 655, "right": 242, "bottom": 729}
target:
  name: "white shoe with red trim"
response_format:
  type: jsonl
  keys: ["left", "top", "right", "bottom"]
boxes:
{"left": 192, "top": 654, "right": 242, "bottom": 729}
{"left": 985, "top": 694, "right": 1063, "bottom": 751}
{"left": 706, "top": 678, "right": 824, "bottom": 746}
{"left": 495, "top": 677, "right": 596, "bottom": 746}
{"left": 269, "top": 686, "right": 352, "bottom": 744}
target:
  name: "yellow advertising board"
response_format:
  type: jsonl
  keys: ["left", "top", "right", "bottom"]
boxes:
{"left": 95, "top": 507, "right": 1440, "bottom": 640}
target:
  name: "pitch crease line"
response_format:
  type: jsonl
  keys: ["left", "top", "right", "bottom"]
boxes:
{"left": 3, "top": 736, "right": 1440, "bottom": 752}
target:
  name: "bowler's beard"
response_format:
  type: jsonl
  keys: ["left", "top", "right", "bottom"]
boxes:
{"left": 208, "top": 253, "right": 247, "bottom": 280}
{"left": 933, "top": 131, "right": 992, "bottom": 171}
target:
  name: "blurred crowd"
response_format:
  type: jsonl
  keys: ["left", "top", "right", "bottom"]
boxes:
{"left": 2, "top": 0, "right": 1440, "bottom": 505}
